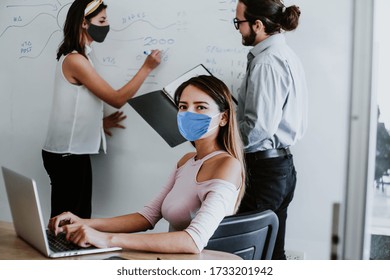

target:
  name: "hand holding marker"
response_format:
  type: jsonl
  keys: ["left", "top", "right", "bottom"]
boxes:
{"left": 144, "top": 50, "right": 161, "bottom": 56}
{"left": 143, "top": 50, "right": 161, "bottom": 68}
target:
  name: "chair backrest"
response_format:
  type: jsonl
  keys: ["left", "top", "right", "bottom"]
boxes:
{"left": 205, "top": 209, "right": 279, "bottom": 260}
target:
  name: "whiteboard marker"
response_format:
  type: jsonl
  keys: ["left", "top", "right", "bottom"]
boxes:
{"left": 143, "top": 50, "right": 152, "bottom": 55}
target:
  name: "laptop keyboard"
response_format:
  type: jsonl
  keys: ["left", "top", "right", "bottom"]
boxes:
{"left": 47, "top": 230, "right": 87, "bottom": 252}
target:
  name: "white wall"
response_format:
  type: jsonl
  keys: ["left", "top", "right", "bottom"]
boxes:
{"left": 284, "top": 0, "right": 354, "bottom": 259}
{"left": 375, "top": 1, "right": 390, "bottom": 129}
{"left": 0, "top": 0, "right": 354, "bottom": 259}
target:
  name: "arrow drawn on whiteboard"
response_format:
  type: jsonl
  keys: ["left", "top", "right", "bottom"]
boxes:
{"left": 6, "top": 3, "right": 59, "bottom": 11}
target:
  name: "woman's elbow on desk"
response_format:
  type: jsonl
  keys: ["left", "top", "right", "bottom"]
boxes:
{"left": 108, "top": 231, "right": 201, "bottom": 254}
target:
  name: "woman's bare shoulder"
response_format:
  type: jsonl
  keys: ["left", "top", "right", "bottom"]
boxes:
{"left": 177, "top": 152, "right": 196, "bottom": 168}
{"left": 203, "top": 154, "right": 242, "bottom": 186}
{"left": 63, "top": 52, "right": 90, "bottom": 67}
{"left": 212, "top": 154, "right": 241, "bottom": 174}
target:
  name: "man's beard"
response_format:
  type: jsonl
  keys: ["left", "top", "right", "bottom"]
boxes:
{"left": 242, "top": 27, "right": 257, "bottom": 46}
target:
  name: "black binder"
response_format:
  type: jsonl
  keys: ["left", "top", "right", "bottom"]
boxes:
{"left": 128, "top": 64, "right": 211, "bottom": 147}
{"left": 128, "top": 89, "right": 186, "bottom": 147}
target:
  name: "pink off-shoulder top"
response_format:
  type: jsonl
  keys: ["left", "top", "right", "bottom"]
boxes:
{"left": 138, "top": 150, "right": 239, "bottom": 251}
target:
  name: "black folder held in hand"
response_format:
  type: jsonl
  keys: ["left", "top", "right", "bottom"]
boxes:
{"left": 129, "top": 89, "right": 185, "bottom": 147}
{"left": 128, "top": 64, "right": 211, "bottom": 147}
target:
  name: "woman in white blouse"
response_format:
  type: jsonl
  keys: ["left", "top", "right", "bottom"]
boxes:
{"left": 42, "top": 0, "right": 160, "bottom": 219}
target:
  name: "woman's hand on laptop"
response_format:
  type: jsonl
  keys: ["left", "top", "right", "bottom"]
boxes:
{"left": 48, "top": 211, "right": 83, "bottom": 235}
{"left": 48, "top": 212, "right": 110, "bottom": 248}
{"left": 63, "top": 224, "right": 111, "bottom": 248}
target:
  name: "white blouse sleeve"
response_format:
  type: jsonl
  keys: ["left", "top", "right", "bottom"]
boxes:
{"left": 184, "top": 180, "right": 239, "bottom": 252}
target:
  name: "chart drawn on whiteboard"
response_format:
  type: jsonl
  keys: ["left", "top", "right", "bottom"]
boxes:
{"left": 0, "top": 1, "right": 70, "bottom": 59}
{"left": 0, "top": 0, "right": 248, "bottom": 96}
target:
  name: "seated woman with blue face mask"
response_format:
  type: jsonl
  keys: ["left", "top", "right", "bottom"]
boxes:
{"left": 47, "top": 75, "right": 245, "bottom": 254}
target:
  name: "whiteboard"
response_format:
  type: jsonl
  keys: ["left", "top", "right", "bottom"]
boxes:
{"left": 0, "top": 0, "right": 249, "bottom": 92}
{"left": 94, "top": 0, "right": 249, "bottom": 95}
{"left": 0, "top": 0, "right": 249, "bottom": 224}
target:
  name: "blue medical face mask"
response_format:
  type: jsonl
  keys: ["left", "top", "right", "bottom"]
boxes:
{"left": 177, "top": 111, "right": 220, "bottom": 142}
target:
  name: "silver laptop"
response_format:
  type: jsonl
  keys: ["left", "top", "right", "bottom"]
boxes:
{"left": 1, "top": 166, "right": 122, "bottom": 258}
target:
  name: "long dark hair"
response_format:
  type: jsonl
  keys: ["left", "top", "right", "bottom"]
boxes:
{"left": 239, "top": 0, "right": 301, "bottom": 35}
{"left": 56, "top": 0, "right": 107, "bottom": 60}
{"left": 174, "top": 75, "right": 246, "bottom": 212}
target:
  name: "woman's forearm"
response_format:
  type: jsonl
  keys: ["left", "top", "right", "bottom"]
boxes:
{"left": 87, "top": 213, "right": 152, "bottom": 233}
{"left": 108, "top": 231, "right": 200, "bottom": 254}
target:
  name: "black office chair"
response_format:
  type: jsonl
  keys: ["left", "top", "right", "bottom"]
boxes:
{"left": 205, "top": 209, "right": 279, "bottom": 260}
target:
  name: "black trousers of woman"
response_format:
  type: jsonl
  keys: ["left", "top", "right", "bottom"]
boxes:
{"left": 42, "top": 150, "right": 92, "bottom": 219}
{"left": 238, "top": 153, "right": 297, "bottom": 260}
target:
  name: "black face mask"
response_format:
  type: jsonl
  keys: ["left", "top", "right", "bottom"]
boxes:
{"left": 87, "top": 23, "right": 110, "bottom": 43}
